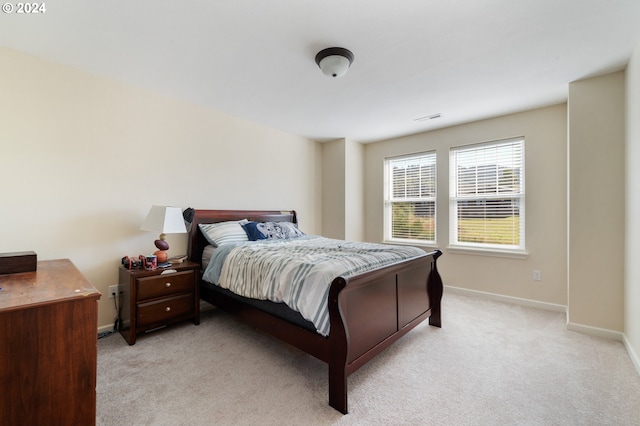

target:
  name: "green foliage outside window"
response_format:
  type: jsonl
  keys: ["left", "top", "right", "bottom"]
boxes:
{"left": 457, "top": 216, "right": 520, "bottom": 245}
{"left": 392, "top": 202, "right": 435, "bottom": 241}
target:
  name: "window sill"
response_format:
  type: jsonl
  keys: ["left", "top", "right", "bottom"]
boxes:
{"left": 382, "top": 240, "right": 439, "bottom": 251}
{"left": 446, "top": 246, "right": 529, "bottom": 259}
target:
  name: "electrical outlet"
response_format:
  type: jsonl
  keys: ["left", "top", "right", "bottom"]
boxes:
{"left": 108, "top": 285, "right": 120, "bottom": 299}
{"left": 532, "top": 270, "right": 542, "bottom": 281}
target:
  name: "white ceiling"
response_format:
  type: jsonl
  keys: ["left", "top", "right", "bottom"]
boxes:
{"left": 2, "top": 0, "right": 640, "bottom": 143}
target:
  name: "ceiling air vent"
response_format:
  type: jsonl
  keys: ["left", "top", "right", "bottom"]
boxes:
{"left": 414, "top": 113, "right": 442, "bottom": 122}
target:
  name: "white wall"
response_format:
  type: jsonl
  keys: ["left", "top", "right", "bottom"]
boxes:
{"left": 626, "top": 41, "right": 640, "bottom": 369}
{"left": 568, "top": 72, "right": 626, "bottom": 333}
{"left": 364, "top": 105, "right": 568, "bottom": 307}
{"left": 0, "top": 48, "right": 322, "bottom": 330}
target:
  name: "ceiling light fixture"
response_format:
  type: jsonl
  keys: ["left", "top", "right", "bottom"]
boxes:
{"left": 315, "top": 47, "right": 354, "bottom": 78}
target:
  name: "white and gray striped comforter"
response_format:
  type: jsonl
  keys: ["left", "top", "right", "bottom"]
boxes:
{"left": 202, "top": 236, "right": 425, "bottom": 336}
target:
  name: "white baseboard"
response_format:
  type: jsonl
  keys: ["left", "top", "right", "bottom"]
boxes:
{"left": 98, "top": 324, "right": 115, "bottom": 334}
{"left": 94, "top": 285, "right": 640, "bottom": 378}
{"left": 444, "top": 285, "right": 640, "bottom": 375}
{"left": 566, "top": 321, "right": 624, "bottom": 341}
{"left": 444, "top": 285, "right": 567, "bottom": 313}
{"left": 623, "top": 335, "right": 640, "bottom": 376}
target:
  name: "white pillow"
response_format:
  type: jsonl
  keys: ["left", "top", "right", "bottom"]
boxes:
{"left": 199, "top": 220, "right": 248, "bottom": 246}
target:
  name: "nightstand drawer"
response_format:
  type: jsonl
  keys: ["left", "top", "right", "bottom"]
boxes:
{"left": 137, "top": 293, "right": 193, "bottom": 327}
{"left": 137, "top": 270, "right": 194, "bottom": 300}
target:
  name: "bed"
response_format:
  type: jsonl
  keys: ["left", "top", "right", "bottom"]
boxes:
{"left": 186, "top": 209, "right": 443, "bottom": 414}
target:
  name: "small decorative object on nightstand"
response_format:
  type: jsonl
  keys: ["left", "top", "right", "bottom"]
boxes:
{"left": 118, "top": 260, "right": 200, "bottom": 345}
{"left": 140, "top": 205, "right": 187, "bottom": 264}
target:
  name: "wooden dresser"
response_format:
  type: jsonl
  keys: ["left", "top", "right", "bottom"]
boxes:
{"left": 0, "top": 259, "right": 101, "bottom": 426}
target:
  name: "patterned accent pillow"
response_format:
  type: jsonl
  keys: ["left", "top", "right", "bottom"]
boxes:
{"left": 277, "top": 222, "right": 305, "bottom": 239}
{"left": 199, "top": 220, "right": 249, "bottom": 246}
{"left": 241, "top": 221, "right": 305, "bottom": 240}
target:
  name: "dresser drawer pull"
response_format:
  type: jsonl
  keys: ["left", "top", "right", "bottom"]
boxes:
{"left": 165, "top": 282, "right": 171, "bottom": 288}
{"left": 165, "top": 306, "right": 171, "bottom": 312}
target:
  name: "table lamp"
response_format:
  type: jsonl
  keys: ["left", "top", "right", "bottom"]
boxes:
{"left": 141, "top": 205, "right": 187, "bottom": 263}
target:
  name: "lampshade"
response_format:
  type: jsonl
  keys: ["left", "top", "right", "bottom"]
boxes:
{"left": 141, "top": 206, "right": 187, "bottom": 234}
{"left": 141, "top": 206, "right": 187, "bottom": 264}
{"left": 315, "top": 47, "right": 354, "bottom": 78}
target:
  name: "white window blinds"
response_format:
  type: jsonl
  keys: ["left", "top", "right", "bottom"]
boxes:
{"left": 384, "top": 152, "right": 436, "bottom": 244}
{"left": 450, "top": 138, "right": 525, "bottom": 250}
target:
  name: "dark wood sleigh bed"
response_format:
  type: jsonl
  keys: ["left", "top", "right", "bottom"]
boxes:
{"left": 186, "top": 209, "right": 443, "bottom": 414}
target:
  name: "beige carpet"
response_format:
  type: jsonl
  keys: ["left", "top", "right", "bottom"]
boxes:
{"left": 97, "top": 293, "right": 640, "bottom": 425}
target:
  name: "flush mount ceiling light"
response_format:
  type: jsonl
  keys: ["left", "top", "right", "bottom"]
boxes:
{"left": 315, "top": 47, "right": 354, "bottom": 78}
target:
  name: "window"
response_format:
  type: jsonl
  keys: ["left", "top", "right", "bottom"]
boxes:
{"left": 450, "top": 138, "right": 525, "bottom": 252}
{"left": 384, "top": 152, "right": 436, "bottom": 244}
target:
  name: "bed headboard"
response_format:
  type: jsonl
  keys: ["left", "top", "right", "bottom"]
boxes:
{"left": 186, "top": 209, "right": 298, "bottom": 265}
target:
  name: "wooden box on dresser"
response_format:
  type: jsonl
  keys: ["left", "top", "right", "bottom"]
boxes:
{"left": 0, "top": 259, "right": 101, "bottom": 426}
{"left": 118, "top": 261, "right": 200, "bottom": 345}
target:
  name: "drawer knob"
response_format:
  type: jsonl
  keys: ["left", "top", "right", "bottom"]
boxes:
{"left": 165, "top": 306, "right": 171, "bottom": 312}
{"left": 165, "top": 282, "right": 171, "bottom": 288}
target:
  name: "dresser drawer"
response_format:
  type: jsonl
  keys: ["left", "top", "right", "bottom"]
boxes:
{"left": 137, "top": 293, "right": 193, "bottom": 327}
{"left": 136, "top": 270, "right": 194, "bottom": 300}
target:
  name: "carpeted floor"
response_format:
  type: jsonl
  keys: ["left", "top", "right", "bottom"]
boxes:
{"left": 96, "top": 293, "right": 640, "bottom": 425}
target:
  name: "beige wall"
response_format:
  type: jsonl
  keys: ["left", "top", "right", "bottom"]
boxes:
{"left": 345, "top": 138, "right": 365, "bottom": 241}
{"left": 0, "top": 48, "right": 322, "bottom": 330}
{"left": 568, "top": 72, "right": 626, "bottom": 333}
{"left": 321, "top": 138, "right": 365, "bottom": 241}
{"left": 364, "top": 105, "right": 568, "bottom": 306}
{"left": 626, "top": 41, "right": 640, "bottom": 368}
{"left": 321, "top": 139, "right": 346, "bottom": 238}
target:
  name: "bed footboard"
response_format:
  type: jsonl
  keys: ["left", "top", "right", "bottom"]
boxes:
{"left": 327, "top": 249, "right": 443, "bottom": 414}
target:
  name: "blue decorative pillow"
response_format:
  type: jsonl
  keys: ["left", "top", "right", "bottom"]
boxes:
{"left": 241, "top": 222, "right": 268, "bottom": 241}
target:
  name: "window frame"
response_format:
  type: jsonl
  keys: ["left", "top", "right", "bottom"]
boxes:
{"left": 383, "top": 151, "right": 437, "bottom": 246}
{"left": 449, "top": 137, "right": 526, "bottom": 255}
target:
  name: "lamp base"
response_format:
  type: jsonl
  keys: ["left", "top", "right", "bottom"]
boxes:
{"left": 153, "top": 234, "right": 170, "bottom": 263}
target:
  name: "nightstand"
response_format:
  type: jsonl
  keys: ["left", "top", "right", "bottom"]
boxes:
{"left": 118, "top": 261, "right": 200, "bottom": 345}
